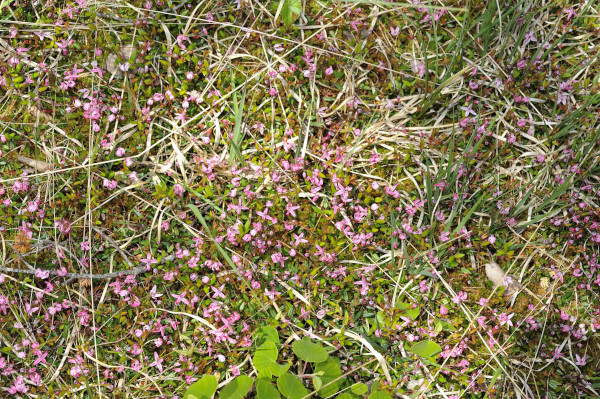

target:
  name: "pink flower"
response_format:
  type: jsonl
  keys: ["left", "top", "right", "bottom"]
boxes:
{"left": 103, "top": 179, "right": 118, "bottom": 190}
{"left": 55, "top": 219, "right": 71, "bottom": 235}
{"left": 173, "top": 183, "right": 185, "bottom": 197}
{"left": 325, "top": 66, "right": 333, "bottom": 76}
{"left": 498, "top": 312, "right": 514, "bottom": 327}
{"left": 452, "top": 291, "right": 467, "bottom": 304}
{"left": 478, "top": 297, "right": 489, "bottom": 306}
{"left": 440, "top": 304, "right": 448, "bottom": 316}
{"left": 354, "top": 277, "right": 371, "bottom": 296}
{"left": 186, "top": 71, "right": 194, "bottom": 80}
{"left": 7, "top": 376, "right": 28, "bottom": 394}
{"left": 488, "top": 235, "right": 496, "bottom": 244}
{"left": 149, "top": 352, "right": 163, "bottom": 372}
{"left": 35, "top": 269, "right": 50, "bottom": 280}
{"left": 552, "top": 347, "right": 563, "bottom": 359}
{"left": 264, "top": 289, "right": 281, "bottom": 300}
{"left": 575, "top": 354, "right": 587, "bottom": 366}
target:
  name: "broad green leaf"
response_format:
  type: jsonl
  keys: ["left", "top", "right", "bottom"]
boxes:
{"left": 277, "top": 373, "right": 309, "bottom": 399}
{"left": 255, "top": 326, "right": 280, "bottom": 346}
{"left": 256, "top": 378, "right": 280, "bottom": 399}
{"left": 257, "top": 369, "right": 272, "bottom": 380}
{"left": 336, "top": 394, "right": 355, "bottom": 399}
{"left": 219, "top": 376, "right": 253, "bottom": 399}
{"left": 279, "top": 0, "right": 302, "bottom": 26}
{"left": 270, "top": 362, "right": 290, "bottom": 377}
{"left": 313, "top": 376, "right": 323, "bottom": 391}
{"left": 184, "top": 375, "right": 218, "bottom": 399}
{"left": 313, "top": 357, "right": 343, "bottom": 397}
{"left": 351, "top": 383, "right": 368, "bottom": 395}
{"left": 369, "top": 390, "right": 392, "bottom": 399}
{"left": 409, "top": 340, "right": 442, "bottom": 358}
{"left": 405, "top": 307, "right": 420, "bottom": 320}
{"left": 292, "top": 337, "right": 329, "bottom": 363}
{"left": 434, "top": 318, "right": 456, "bottom": 332}
{"left": 253, "top": 342, "right": 278, "bottom": 372}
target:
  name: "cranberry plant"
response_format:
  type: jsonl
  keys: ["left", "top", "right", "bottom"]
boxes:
{"left": 1, "top": 0, "right": 599, "bottom": 398}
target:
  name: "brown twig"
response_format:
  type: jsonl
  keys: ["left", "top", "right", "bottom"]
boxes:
{"left": 0, "top": 265, "right": 147, "bottom": 280}
{"left": 1, "top": 246, "right": 174, "bottom": 282}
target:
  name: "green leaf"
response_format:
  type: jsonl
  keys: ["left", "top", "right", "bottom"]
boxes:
{"left": 405, "top": 307, "right": 420, "bottom": 320}
{"left": 184, "top": 375, "right": 218, "bottom": 399}
{"left": 313, "top": 357, "right": 343, "bottom": 397}
{"left": 483, "top": 366, "right": 504, "bottom": 399}
{"left": 257, "top": 369, "right": 272, "bottom": 380}
{"left": 409, "top": 340, "right": 442, "bottom": 358}
{"left": 369, "top": 390, "right": 392, "bottom": 399}
{"left": 351, "top": 383, "right": 368, "bottom": 395}
{"left": 256, "top": 378, "right": 280, "bottom": 399}
{"left": 434, "top": 318, "right": 456, "bottom": 332}
{"left": 219, "top": 376, "right": 253, "bottom": 399}
{"left": 292, "top": 337, "right": 329, "bottom": 363}
{"left": 279, "top": 0, "right": 302, "bottom": 26}
{"left": 277, "top": 373, "right": 309, "bottom": 399}
{"left": 313, "top": 376, "right": 323, "bottom": 392}
{"left": 270, "top": 362, "right": 290, "bottom": 377}
{"left": 255, "top": 326, "right": 280, "bottom": 346}
{"left": 253, "top": 342, "right": 278, "bottom": 372}
{"left": 336, "top": 394, "right": 355, "bottom": 399}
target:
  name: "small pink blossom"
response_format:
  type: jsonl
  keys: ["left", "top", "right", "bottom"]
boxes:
{"left": 452, "top": 291, "right": 467, "bottom": 304}
{"left": 173, "top": 183, "right": 185, "bottom": 197}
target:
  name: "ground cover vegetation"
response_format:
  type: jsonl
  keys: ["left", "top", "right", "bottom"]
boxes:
{"left": 1, "top": 0, "right": 600, "bottom": 398}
